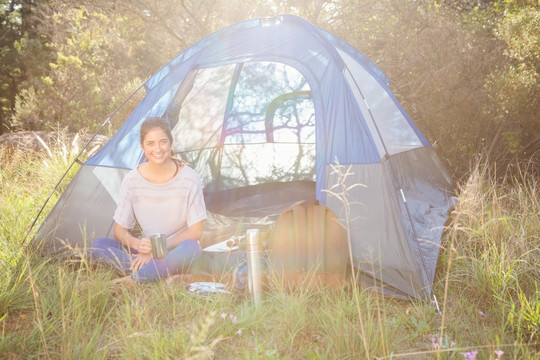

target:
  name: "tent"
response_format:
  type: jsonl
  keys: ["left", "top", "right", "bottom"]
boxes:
{"left": 34, "top": 14, "right": 456, "bottom": 300}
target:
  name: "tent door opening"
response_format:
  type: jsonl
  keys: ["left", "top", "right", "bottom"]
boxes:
{"left": 168, "top": 61, "right": 317, "bottom": 194}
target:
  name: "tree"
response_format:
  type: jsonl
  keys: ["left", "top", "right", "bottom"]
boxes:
{"left": 483, "top": 3, "right": 540, "bottom": 169}
{"left": 0, "top": 0, "right": 24, "bottom": 134}
{"left": 11, "top": 1, "right": 153, "bottom": 132}
{"left": 0, "top": 1, "right": 24, "bottom": 133}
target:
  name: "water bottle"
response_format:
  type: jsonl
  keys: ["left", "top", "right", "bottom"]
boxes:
{"left": 246, "top": 228, "right": 262, "bottom": 305}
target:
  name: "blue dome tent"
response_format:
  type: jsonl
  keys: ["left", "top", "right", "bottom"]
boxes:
{"left": 34, "top": 15, "right": 456, "bottom": 300}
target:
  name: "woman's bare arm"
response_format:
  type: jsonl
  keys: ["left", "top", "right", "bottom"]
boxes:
{"left": 166, "top": 220, "right": 205, "bottom": 249}
{"left": 113, "top": 222, "right": 151, "bottom": 254}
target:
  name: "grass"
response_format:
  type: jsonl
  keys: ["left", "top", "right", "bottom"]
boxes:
{"left": 0, "top": 142, "right": 538, "bottom": 359}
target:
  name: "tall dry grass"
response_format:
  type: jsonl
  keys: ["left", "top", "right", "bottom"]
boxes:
{"left": 439, "top": 161, "right": 539, "bottom": 350}
{"left": 0, "top": 142, "right": 538, "bottom": 359}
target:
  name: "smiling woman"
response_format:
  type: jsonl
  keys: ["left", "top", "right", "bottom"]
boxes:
{"left": 138, "top": 118, "right": 179, "bottom": 183}
{"left": 88, "top": 117, "right": 207, "bottom": 284}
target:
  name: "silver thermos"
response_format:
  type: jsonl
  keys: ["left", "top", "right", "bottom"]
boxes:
{"left": 246, "top": 228, "right": 262, "bottom": 305}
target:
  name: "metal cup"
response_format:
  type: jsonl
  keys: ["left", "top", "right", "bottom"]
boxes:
{"left": 150, "top": 233, "right": 168, "bottom": 258}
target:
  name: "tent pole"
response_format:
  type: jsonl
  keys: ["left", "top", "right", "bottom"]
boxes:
{"left": 22, "top": 83, "right": 146, "bottom": 247}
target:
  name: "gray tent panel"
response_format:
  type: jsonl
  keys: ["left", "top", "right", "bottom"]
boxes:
{"left": 34, "top": 165, "right": 127, "bottom": 255}
{"left": 323, "top": 162, "right": 426, "bottom": 299}
{"left": 323, "top": 147, "right": 455, "bottom": 299}
{"left": 389, "top": 147, "right": 457, "bottom": 287}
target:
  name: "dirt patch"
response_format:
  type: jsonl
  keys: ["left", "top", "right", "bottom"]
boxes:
{"left": 1, "top": 311, "right": 33, "bottom": 335}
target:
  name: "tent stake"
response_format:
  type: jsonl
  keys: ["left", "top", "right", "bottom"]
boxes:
{"left": 433, "top": 293, "right": 442, "bottom": 315}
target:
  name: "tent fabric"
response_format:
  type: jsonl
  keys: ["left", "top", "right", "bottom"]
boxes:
{"left": 34, "top": 166, "right": 127, "bottom": 254}
{"left": 323, "top": 147, "right": 455, "bottom": 298}
{"left": 35, "top": 14, "right": 456, "bottom": 300}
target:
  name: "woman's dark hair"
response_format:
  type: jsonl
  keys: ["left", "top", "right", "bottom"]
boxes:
{"left": 140, "top": 116, "right": 190, "bottom": 166}
{"left": 140, "top": 116, "right": 173, "bottom": 145}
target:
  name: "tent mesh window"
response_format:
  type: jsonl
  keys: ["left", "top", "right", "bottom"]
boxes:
{"left": 170, "top": 62, "right": 316, "bottom": 193}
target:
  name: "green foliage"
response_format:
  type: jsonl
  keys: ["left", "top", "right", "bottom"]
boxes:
{"left": 10, "top": 87, "right": 43, "bottom": 130}
{"left": 10, "top": 4, "right": 143, "bottom": 132}
{"left": 443, "top": 161, "right": 539, "bottom": 343}
{"left": 0, "top": 0, "right": 54, "bottom": 134}
{"left": 497, "top": 6, "right": 540, "bottom": 66}
{"left": 506, "top": 286, "right": 540, "bottom": 342}
{"left": 0, "top": 1, "right": 24, "bottom": 133}
{"left": 482, "top": 5, "right": 540, "bottom": 164}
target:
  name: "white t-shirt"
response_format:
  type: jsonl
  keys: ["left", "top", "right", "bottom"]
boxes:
{"left": 113, "top": 165, "right": 207, "bottom": 240}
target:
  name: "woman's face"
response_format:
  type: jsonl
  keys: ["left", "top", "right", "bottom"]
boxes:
{"left": 141, "top": 127, "right": 172, "bottom": 165}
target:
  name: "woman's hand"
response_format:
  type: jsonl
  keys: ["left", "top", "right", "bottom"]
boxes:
{"left": 131, "top": 252, "right": 153, "bottom": 272}
{"left": 138, "top": 237, "right": 152, "bottom": 254}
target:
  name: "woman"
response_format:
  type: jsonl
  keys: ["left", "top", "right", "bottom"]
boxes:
{"left": 89, "top": 116, "right": 207, "bottom": 284}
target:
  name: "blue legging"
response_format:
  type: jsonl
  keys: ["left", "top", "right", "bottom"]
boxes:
{"left": 89, "top": 237, "right": 201, "bottom": 283}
